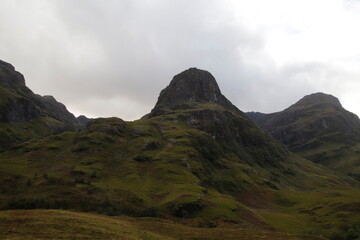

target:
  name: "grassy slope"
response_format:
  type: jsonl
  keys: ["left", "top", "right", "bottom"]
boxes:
{"left": 0, "top": 209, "right": 326, "bottom": 240}
{"left": 1, "top": 115, "right": 359, "bottom": 238}
{"left": 299, "top": 140, "right": 360, "bottom": 180}
{"left": 286, "top": 102, "right": 360, "bottom": 175}
{"left": 250, "top": 95, "right": 360, "bottom": 179}
{"left": 257, "top": 189, "right": 360, "bottom": 235}
{"left": 0, "top": 85, "right": 52, "bottom": 151}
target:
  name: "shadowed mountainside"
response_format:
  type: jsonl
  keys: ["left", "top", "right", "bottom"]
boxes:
{"left": 247, "top": 93, "right": 360, "bottom": 180}
{"left": 0, "top": 60, "right": 85, "bottom": 152}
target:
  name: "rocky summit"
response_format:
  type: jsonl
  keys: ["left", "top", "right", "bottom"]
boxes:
{"left": 150, "top": 68, "right": 238, "bottom": 116}
{"left": 247, "top": 92, "right": 360, "bottom": 179}
{"left": 288, "top": 93, "right": 360, "bottom": 132}
{"left": 248, "top": 92, "right": 360, "bottom": 146}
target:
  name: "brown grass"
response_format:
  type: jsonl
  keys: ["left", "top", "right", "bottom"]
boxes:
{"left": 0, "top": 209, "right": 326, "bottom": 240}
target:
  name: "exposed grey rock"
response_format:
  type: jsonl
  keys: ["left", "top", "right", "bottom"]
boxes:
{"left": 77, "top": 115, "right": 90, "bottom": 128}
{"left": 6, "top": 98, "right": 41, "bottom": 123}
{"left": 0, "top": 59, "right": 82, "bottom": 151}
{"left": 149, "top": 67, "right": 239, "bottom": 116}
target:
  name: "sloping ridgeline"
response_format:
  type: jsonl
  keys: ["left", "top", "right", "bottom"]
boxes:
{"left": 247, "top": 93, "right": 360, "bottom": 180}
{"left": 0, "top": 60, "right": 83, "bottom": 152}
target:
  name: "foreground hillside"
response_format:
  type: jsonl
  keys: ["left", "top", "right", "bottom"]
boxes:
{"left": 247, "top": 93, "right": 360, "bottom": 179}
{"left": 0, "top": 209, "right": 326, "bottom": 240}
{"left": 1, "top": 116, "right": 359, "bottom": 237}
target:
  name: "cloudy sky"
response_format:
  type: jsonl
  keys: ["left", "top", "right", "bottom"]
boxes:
{"left": 1, "top": 0, "right": 360, "bottom": 120}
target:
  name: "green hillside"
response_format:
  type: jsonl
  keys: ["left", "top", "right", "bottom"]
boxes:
{"left": 247, "top": 93, "right": 360, "bottom": 180}
{"left": 1, "top": 116, "right": 359, "bottom": 238}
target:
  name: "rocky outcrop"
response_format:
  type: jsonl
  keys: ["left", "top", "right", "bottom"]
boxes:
{"left": 0, "top": 59, "right": 81, "bottom": 151}
{"left": 0, "top": 60, "right": 27, "bottom": 87}
{"left": 5, "top": 98, "right": 41, "bottom": 123}
{"left": 149, "top": 68, "right": 239, "bottom": 116}
{"left": 38, "top": 95, "right": 79, "bottom": 128}
{"left": 77, "top": 115, "right": 90, "bottom": 128}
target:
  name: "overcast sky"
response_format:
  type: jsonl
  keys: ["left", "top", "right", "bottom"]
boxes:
{"left": 1, "top": 0, "right": 360, "bottom": 120}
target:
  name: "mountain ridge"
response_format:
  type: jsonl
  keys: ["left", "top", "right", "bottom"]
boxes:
{"left": 0, "top": 64, "right": 359, "bottom": 238}
{"left": 0, "top": 59, "right": 85, "bottom": 152}
{"left": 247, "top": 92, "right": 360, "bottom": 180}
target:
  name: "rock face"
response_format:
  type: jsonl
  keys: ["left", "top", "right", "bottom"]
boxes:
{"left": 0, "top": 60, "right": 27, "bottom": 87}
{"left": 149, "top": 68, "right": 289, "bottom": 167}
{"left": 4, "top": 98, "right": 40, "bottom": 123}
{"left": 77, "top": 115, "right": 90, "bottom": 127}
{"left": 39, "top": 95, "right": 81, "bottom": 127}
{"left": 0, "top": 59, "right": 82, "bottom": 151}
{"left": 150, "top": 68, "right": 239, "bottom": 116}
{"left": 247, "top": 92, "right": 360, "bottom": 177}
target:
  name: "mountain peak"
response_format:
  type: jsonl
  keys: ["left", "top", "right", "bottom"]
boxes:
{"left": 150, "top": 68, "right": 237, "bottom": 116}
{"left": 158, "top": 67, "right": 222, "bottom": 104}
{"left": 0, "top": 59, "right": 26, "bottom": 87}
{"left": 294, "top": 92, "right": 341, "bottom": 107}
{"left": 0, "top": 59, "right": 15, "bottom": 71}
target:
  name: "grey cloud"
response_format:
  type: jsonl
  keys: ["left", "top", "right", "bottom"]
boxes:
{"left": 236, "top": 62, "right": 352, "bottom": 113}
{"left": 45, "top": 0, "right": 266, "bottom": 118}
{"left": 0, "top": 0, "right": 359, "bottom": 119}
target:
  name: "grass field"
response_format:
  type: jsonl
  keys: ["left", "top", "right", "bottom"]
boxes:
{"left": 0, "top": 209, "right": 327, "bottom": 240}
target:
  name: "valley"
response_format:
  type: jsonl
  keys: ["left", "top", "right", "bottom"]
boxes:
{"left": 0, "top": 61, "right": 359, "bottom": 240}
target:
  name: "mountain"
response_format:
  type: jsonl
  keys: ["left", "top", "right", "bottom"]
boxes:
{"left": 247, "top": 92, "right": 360, "bottom": 179}
{"left": 77, "top": 115, "right": 90, "bottom": 126}
{"left": 149, "top": 68, "right": 239, "bottom": 116}
{"left": 1, "top": 67, "right": 359, "bottom": 238}
{"left": 0, "top": 59, "right": 83, "bottom": 152}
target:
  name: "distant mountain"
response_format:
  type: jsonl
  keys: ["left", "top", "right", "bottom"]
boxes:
{"left": 1, "top": 67, "right": 358, "bottom": 237}
{"left": 77, "top": 115, "right": 90, "bottom": 126}
{"left": 247, "top": 92, "right": 360, "bottom": 179}
{"left": 0, "top": 59, "right": 83, "bottom": 151}
{"left": 246, "top": 111, "right": 266, "bottom": 122}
